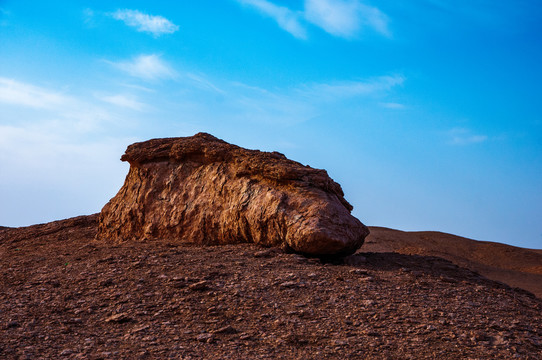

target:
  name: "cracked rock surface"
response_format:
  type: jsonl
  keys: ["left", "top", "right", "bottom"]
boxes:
{"left": 97, "top": 133, "right": 369, "bottom": 256}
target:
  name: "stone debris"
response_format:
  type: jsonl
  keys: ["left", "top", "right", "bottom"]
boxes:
{"left": 105, "top": 313, "right": 133, "bottom": 324}
{"left": 196, "top": 333, "right": 215, "bottom": 343}
{"left": 188, "top": 280, "right": 209, "bottom": 291}
{"left": 212, "top": 325, "right": 238, "bottom": 334}
{"left": 253, "top": 249, "right": 277, "bottom": 258}
{"left": 279, "top": 281, "right": 299, "bottom": 289}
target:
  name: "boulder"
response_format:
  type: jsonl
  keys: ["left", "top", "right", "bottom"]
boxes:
{"left": 96, "top": 133, "right": 369, "bottom": 256}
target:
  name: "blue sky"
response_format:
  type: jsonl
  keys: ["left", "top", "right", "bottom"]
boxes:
{"left": 1, "top": 0, "right": 541, "bottom": 249}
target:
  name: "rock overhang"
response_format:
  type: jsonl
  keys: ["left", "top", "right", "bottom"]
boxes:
{"left": 97, "top": 132, "right": 369, "bottom": 256}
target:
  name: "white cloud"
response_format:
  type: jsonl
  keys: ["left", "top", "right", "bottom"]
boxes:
{"left": 149, "top": 72, "right": 403, "bottom": 127}
{"left": 110, "top": 9, "right": 179, "bottom": 36}
{"left": 235, "top": 0, "right": 390, "bottom": 39}
{"left": 0, "top": 78, "right": 115, "bottom": 131}
{"left": 304, "top": 0, "right": 390, "bottom": 38}
{"left": 99, "top": 94, "right": 146, "bottom": 111}
{"left": 0, "top": 69, "right": 406, "bottom": 226}
{"left": 0, "top": 77, "right": 142, "bottom": 226}
{"left": 300, "top": 75, "right": 404, "bottom": 100}
{"left": 0, "top": 78, "right": 72, "bottom": 109}
{"left": 236, "top": 0, "right": 307, "bottom": 39}
{"left": 448, "top": 128, "right": 488, "bottom": 145}
{"left": 0, "top": 122, "right": 132, "bottom": 227}
{"left": 221, "top": 74, "right": 404, "bottom": 124}
{"left": 108, "top": 54, "right": 177, "bottom": 81}
{"left": 232, "top": 85, "right": 317, "bottom": 125}
{"left": 0, "top": 77, "right": 128, "bottom": 133}
{"left": 82, "top": 8, "right": 95, "bottom": 26}
{"left": 379, "top": 102, "right": 406, "bottom": 109}
{"left": 0, "top": 8, "right": 10, "bottom": 27}
{"left": 185, "top": 73, "right": 226, "bottom": 94}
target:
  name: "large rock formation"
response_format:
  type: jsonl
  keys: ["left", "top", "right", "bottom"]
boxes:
{"left": 96, "top": 133, "right": 369, "bottom": 256}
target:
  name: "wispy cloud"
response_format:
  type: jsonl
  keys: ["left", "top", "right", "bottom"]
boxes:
{"left": 0, "top": 77, "right": 137, "bottom": 208}
{"left": 235, "top": 0, "right": 390, "bottom": 39}
{"left": 82, "top": 8, "right": 96, "bottom": 27}
{"left": 220, "top": 74, "right": 405, "bottom": 124}
{"left": 0, "top": 77, "right": 123, "bottom": 202}
{"left": 231, "top": 84, "right": 317, "bottom": 125}
{"left": 185, "top": 73, "right": 226, "bottom": 94}
{"left": 448, "top": 128, "right": 488, "bottom": 145}
{"left": 0, "top": 77, "right": 127, "bottom": 132}
{"left": 379, "top": 102, "right": 406, "bottom": 109}
{"left": 98, "top": 94, "right": 146, "bottom": 111}
{"left": 0, "top": 78, "right": 72, "bottom": 109}
{"left": 110, "top": 9, "right": 179, "bottom": 36}
{"left": 304, "top": 0, "right": 390, "bottom": 38}
{"left": 0, "top": 121, "right": 132, "bottom": 227}
{"left": 107, "top": 54, "right": 177, "bottom": 81}
{"left": 0, "top": 69, "right": 406, "bottom": 225}
{"left": 236, "top": 0, "right": 307, "bottom": 39}
{"left": 299, "top": 75, "right": 404, "bottom": 100}
{"left": 0, "top": 7, "right": 10, "bottom": 27}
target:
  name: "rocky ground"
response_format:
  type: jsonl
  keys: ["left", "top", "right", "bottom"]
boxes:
{"left": 1, "top": 215, "right": 541, "bottom": 359}
{"left": 364, "top": 227, "right": 542, "bottom": 299}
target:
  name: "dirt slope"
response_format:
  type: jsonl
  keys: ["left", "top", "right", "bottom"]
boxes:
{"left": 0, "top": 216, "right": 541, "bottom": 359}
{"left": 364, "top": 226, "right": 542, "bottom": 298}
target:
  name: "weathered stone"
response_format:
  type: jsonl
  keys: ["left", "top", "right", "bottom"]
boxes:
{"left": 104, "top": 313, "right": 132, "bottom": 323}
{"left": 212, "top": 325, "right": 238, "bottom": 334}
{"left": 96, "top": 133, "right": 369, "bottom": 256}
{"left": 188, "top": 280, "right": 209, "bottom": 291}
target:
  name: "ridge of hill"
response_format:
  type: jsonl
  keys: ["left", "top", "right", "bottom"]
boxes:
{"left": 364, "top": 227, "right": 542, "bottom": 298}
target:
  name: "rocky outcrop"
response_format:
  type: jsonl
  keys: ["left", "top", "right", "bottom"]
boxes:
{"left": 96, "top": 133, "right": 368, "bottom": 256}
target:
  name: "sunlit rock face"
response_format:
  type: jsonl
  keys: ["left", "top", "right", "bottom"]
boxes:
{"left": 96, "top": 133, "right": 369, "bottom": 256}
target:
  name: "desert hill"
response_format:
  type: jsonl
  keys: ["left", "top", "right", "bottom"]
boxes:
{"left": 364, "top": 227, "right": 542, "bottom": 298}
{"left": 1, "top": 215, "right": 541, "bottom": 359}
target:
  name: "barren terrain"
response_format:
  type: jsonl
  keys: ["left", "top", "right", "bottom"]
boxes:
{"left": 365, "top": 227, "right": 542, "bottom": 298}
{"left": 1, "top": 215, "right": 541, "bottom": 359}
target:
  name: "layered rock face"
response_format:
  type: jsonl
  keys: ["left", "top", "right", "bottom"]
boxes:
{"left": 96, "top": 133, "right": 369, "bottom": 256}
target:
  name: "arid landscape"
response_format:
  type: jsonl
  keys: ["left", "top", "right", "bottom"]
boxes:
{"left": 364, "top": 227, "right": 542, "bottom": 299}
{"left": 3, "top": 1, "right": 542, "bottom": 358}
{"left": 1, "top": 215, "right": 541, "bottom": 359}
{"left": 1, "top": 134, "right": 541, "bottom": 359}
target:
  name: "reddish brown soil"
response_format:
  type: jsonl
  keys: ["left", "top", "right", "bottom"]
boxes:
{"left": 365, "top": 227, "right": 542, "bottom": 298}
{"left": 1, "top": 216, "right": 541, "bottom": 359}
